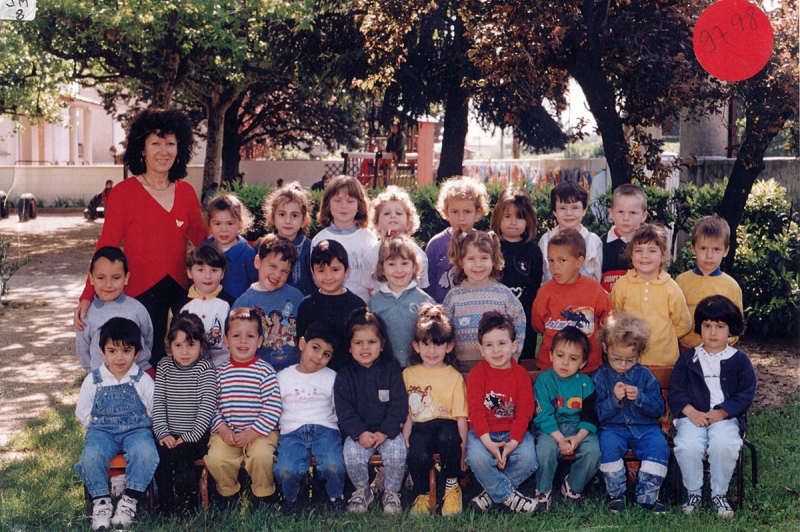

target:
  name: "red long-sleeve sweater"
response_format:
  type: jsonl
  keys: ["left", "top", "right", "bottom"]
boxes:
{"left": 466, "top": 360, "right": 534, "bottom": 443}
{"left": 81, "top": 178, "right": 208, "bottom": 301}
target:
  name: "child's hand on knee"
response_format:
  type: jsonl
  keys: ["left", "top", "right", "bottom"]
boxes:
{"left": 373, "top": 432, "right": 388, "bottom": 447}
{"left": 500, "top": 439, "right": 519, "bottom": 466}
{"left": 159, "top": 435, "right": 178, "bottom": 449}
{"left": 233, "top": 428, "right": 258, "bottom": 447}
{"left": 479, "top": 434, "right": 506, "bottom": 469}
{"left": 218, "top": 425, "right": 238, "bottom": 446}
{"left": 707, "top": 408, "right": 729, "bottom": 424}
{"left": 358, "top": 432, "right": 378, "bottom": 449}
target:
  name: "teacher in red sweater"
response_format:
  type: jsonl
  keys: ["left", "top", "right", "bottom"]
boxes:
{"left": 74, "top": 109, "right": 208, "bottom": 366}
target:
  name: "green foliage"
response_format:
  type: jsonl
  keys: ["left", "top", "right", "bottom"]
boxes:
{"left": 222, "top": 182, "right": 273, "bottom": 241}
{"left": 0, "top": 239, "right": 30, "bottom": 300}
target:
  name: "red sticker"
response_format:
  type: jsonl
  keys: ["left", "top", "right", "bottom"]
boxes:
{"left": 693, "top": 0, "right": 774, "bottom": 82}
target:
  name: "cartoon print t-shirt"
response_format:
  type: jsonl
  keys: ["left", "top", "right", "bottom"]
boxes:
{"left": 276, "top": 365, "right": 338, "bottom": 434}
{"left": 402, "top": 364, "right": 467, "bottom": 424}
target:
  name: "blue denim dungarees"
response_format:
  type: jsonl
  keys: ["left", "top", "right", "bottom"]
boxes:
{"left": 75, "top": 367, "right": 159, "bottom": 498}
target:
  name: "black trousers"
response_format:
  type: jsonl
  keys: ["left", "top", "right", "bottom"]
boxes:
{"left": 154, "top": 432, "right": 209, "bottom": 506}
{"left": 135, "top": 276, "right": 185, "bottom": 367}
{"left": 407, "top": 418, "right": 463, "bottom": 496}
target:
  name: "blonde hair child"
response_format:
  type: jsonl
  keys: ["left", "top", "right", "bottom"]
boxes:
{"left": 490, "top": 187, "right": 543, "bottom": 360}
{"left": 311, "top": 175, "right": 378, "bottom": 303}
{"left": 442, "top": 229, "right": 526, "bottom": 363}
{"left": 610, "top": 224, "right": 692, "bottom": 366}
{"left": 263, "top": 182, "right": 314, "bottom": 296}
{"left": 367, "top": 235, "right": 434, "bottom": 367}
{"left": 425, "top": 176, "right": 489, "bottom": 304}
{"left": 204, "top": 194, "right": 257, "bottom": 299}
{"left": 363, "top": 186, "right": 430, "bottom": 293}
{"left": 402, "top": 304, "right": 468, "bottom": 516}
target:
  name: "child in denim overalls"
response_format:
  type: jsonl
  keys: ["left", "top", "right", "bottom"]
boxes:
{"left": 75, "top": 317, "right": 159, "bottom": 531}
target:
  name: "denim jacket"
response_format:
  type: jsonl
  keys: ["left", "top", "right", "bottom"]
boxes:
{"left": 592, "top": 363, "right": 664, "bottom": 438}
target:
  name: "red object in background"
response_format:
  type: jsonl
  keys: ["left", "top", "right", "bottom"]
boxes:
{"left": 693, "top": 0, "right": 774, "bottom": 82}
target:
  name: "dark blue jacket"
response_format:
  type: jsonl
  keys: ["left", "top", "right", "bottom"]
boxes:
{"left": 667, "top": 347, "right": 756, "bottom": 431}
{"left": 592, "top": 363, "right": 664, "bottom": 439}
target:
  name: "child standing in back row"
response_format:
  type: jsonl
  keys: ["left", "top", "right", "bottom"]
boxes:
{"left": 601, "top": 184, "right": 648, "bottom": 292}
{"left": 402, "top": 305, "right": 467, "bottom": 516}
{"left": 203, "top": 194, "right": 258, "bottom": 300}
{"left": 676, "top": 216, "right": 743, "bottom": 351}
{"left": 539, "top": 180, "right": 603, "bottom": 283}
{"left": 425, "top": 176, "right": 489, "bottom": 303}
{"left": 668, "top": 295, "right": 755, "bottom": 518}
{"left": 611, "top": 224, "right": 692, "bottom": 366}
{"left": 490, "top": 187, "right": 544, "bottom": 360}
{"left": 311, "top": 175, "right": 378, "bottom": 303}
{"left": 263, "top": 182, "right": 315, "bottom": 297}
{"left": 443, "top": 230, "right": 526, "bottom": 364}
{"left": 592, "top": 312, "right": 669, "bottom": 514}
{"left": 363, "top": 185, "right": 430, "bottom": 294}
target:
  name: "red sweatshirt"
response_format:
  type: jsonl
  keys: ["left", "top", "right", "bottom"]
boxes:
{"left": 466, "top": 360, "right": 534, "bottom": 443}
{"left": 81, "top": 178, "right": 207, "bottom": 300}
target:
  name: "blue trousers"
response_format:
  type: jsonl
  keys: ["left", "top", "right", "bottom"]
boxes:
{"left": 465, "top": 430, "right": 537, "bottom": 504}
{"left": 275, "top": 424, "right": 345, "bottom": 501}
{"left": 598, "top": 426, "right": 669, "bottom": 504}
{"left": 534, "top": 422, "right": 600, "bottom": 494}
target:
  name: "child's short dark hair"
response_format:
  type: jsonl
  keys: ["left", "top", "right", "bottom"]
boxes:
{"left": 410, "top": 304, "right": 457, "bottom": 367}
{"left": 99, "top": 317, "right": 142, "bottom": 353}
{"left": 550, "top": 180, "right": 589, "bottom": 212}
{"left": 693, "top": 295, "right": 746, "bottom": 336}
{"left": 258, "top": 234, "right": 297, "bottom": 265}
{"left": 90, "top": 246, "right": 128, "bottom": 274}
{"left": 225, "top": 307, "right": 264, "bottom": 337}
{"left": 490, "top": 187, "right": 537, "bottom": 243}
{"left": 186, "top": 243, "right": 227, "bottom": 270}
{"left": 311, "top": 239, "right": 349, "bottom": 269}
{"left": 302, "top": 321, "right": 339, "bottom": 352}
{"left": 166, "top": 312, "right": 210, "bottom": 357}
{"left": 478, "top": 310, "right": 516, "bottom": 343}
{"left": 551, "top": 326, "right": 591, "bottom": 362}
{"left": 343, "top": 307, "right": 396, "bottom": 365}
{"left": 691, "top": 215, "right": 731, "bottom": 247}
{"left": 548, "top": 229, "right": 586, "bottom": 259}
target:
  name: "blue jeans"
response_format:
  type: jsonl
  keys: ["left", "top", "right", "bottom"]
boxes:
{"left": 534, "top": 422, "right": 600, "bottom": 494}
{"left": 598, "top": 426, "right": 669, "bottom": 503}
{"left": 465, "top": 430, "right": 537, "bottom": 504}
{"left": 275, "top": 425, "right": 345, "bottom": 501}
{"left": 674, "top": 417, "right": 742, "bottom": 497}
{"left": 75, "top": 369, "right": 159, "bottom": 498}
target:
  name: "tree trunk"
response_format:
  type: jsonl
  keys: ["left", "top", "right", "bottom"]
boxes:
{"left": 202, "top": 88, "right": 242, "bottom": 193}
{"left": 436, "top": 83, "right": 470, "bottom": 182}
{"left": 221, "top": 95, "right": 244, "bottom": 184}
{"left": 571, "top": 64, "right": 632, "bottom": 190}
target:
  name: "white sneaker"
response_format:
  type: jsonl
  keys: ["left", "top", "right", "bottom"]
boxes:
{"left": 111, "top": 494, "right": 138, "bottom": 528}
{"left": 91, "top": 497, "right": 113, "bottom": 531}
{"left": 109, "top": 473, "right": 127, "bottom": 500}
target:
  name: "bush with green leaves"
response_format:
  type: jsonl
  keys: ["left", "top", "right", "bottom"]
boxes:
{"left": 231, "top": 177, "right": 798, "bottom": 338}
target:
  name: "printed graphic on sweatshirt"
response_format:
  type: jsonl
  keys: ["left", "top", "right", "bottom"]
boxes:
{"left": 483, "top": 391, "right": 515, "bottom": 419}
{"left": 544, "top": 306, "right": 596, "bottom": 337}
{"left": 437, "top": 266, "right": 456, "bottom": 291}
{"left": 407, "top": 384, "right": 449, "bottom": 423}
{"left": 253, "top": 301, "right": 298, "bottom": 364}
{"left": 534, "top": 395, "right": 584, "bottom": 414}
{"left": 208, "top": 316, "right": 224, "bottom": 350}
{"left": 289, "top": 385, "right": 322, "bottom": 402}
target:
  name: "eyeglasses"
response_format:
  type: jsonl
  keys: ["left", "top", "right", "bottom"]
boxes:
{"left": 608, "top": 357, "right": 638, "bottom": 366}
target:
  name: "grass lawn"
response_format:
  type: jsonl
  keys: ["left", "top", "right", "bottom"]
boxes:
{"left": 2, "top": 390, "right": 799, "bottom": 531}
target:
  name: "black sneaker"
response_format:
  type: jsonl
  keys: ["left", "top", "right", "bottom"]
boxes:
{"left": 281, "top": 497, "right": 299, "bottom": 515}
{"left": 609, "top": 496, "right": 625, "bottom": 514}
{"left": 252, "top": 492, "right": 279, "bottom": 511}
{"left": 650, "top": 501, "right": 667, "bottom": 514}
{"left": 329, "top": 494, "right": 346, "bottom": 514}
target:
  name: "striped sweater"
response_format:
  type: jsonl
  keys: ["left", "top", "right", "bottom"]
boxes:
{"left": 152, "top": 356, "right": 217, "bottom": 442}
{"left": 442, "top": 279, "right": 526, "bottom": 363}
{"left": 211, "top": 357, "right": 281, "bottom": 437}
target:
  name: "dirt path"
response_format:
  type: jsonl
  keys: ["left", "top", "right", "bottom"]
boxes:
{"left": 0, "top": 213, "right": 798, "bottom": 454}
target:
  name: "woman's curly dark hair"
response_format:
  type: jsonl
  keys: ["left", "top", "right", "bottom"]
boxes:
{"left": 124, "top": 109, "right": 195, "bottom": 182}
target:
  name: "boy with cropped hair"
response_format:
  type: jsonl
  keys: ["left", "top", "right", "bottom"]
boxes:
{"left": 539, "top": 180, "right": 603, "bottom": 283}
{"left": 233, "top": 234, "right": 304, "bottom": 370}
{"left": 601, "top": 184, "right": 648, "bottom": 292}
{"left": 676, "top": 216, "right": 743, "bottom": 351}
{"left": 532, "top": 229, "right": 611, "bottom": 373}
{"left": 76, "top": 246, "right": 154, "bottom": 375}
{"left": 425, "top": 176, "right": 490, "bottom": 303}
{"left": 296, "top": 239, "right": 366, "bottom": 371}
{"left": 532, "top": 326, "right": 601, "bottom": 511}
{"left": 171, "top": 243, "right": 235, "bottom": 366}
